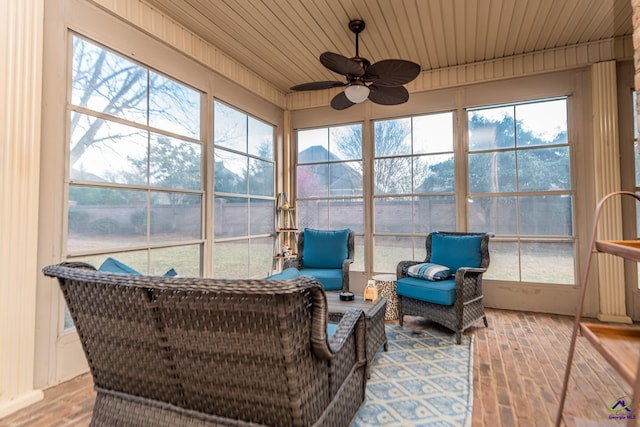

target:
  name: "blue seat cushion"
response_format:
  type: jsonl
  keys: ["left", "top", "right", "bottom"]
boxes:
{"left": 266, "top": 267, "right": 301, "bottom": 280}
{"left": 430, "top": 233, "right": 483, "bottom": 272}
{"left": 302, "top": 228, "right": 350, "bottom": 269}
{"left": 98, "top": 257, "right": 142, "bottom": 275}
{"left": 327, "top": 323, "right": 338, "bottom": 338}
{"left": 396, "top": 277, "right": 456, "bottom": 306}
{"left": 298, "top": 268, "right": 343, "bottom": 291}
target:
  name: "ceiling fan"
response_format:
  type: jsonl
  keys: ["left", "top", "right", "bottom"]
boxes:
{"left": 290, "top": 19, "right": 421, "bottom": 110}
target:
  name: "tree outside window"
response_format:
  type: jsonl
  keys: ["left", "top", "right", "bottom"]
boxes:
{"left": 468, "top": 98, "right": 574, "bottom": 284}
{"left": 65, "top": 35, "right": 203, "bottom": 328}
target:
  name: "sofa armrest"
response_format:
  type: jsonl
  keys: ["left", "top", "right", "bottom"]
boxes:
{"left": 327, "top": 308, "right": 364, "bottom": 353}
{"left": 311, "top": 307, "right": 365, "bottom": 358}
{"left": 327, "top": 309, "right": 367, "bottom": 387}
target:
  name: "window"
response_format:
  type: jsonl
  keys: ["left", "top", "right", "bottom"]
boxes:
{"left": 468, "top": 98, "right": 574, "bottom": 284}
{"left": 213, "top": 101, "right": 275, "bottom": 279}
{"left": 66, "top": 35, "right": 203, "bottom": 327}
{"left": 295, "top": 124, "right": 364, "bottom": 270}
{"left": 372, "top": 113, "right": 455, "bottom": 272}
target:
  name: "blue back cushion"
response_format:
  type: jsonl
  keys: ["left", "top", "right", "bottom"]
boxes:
{"left": 429, "top": 233, "right": 483, "bottom": 272}
{"left": 98, "top": 257, "right": 142, "bottom": 275}
{"left": 302, "top": 228, "right": 350, "bottom": 269}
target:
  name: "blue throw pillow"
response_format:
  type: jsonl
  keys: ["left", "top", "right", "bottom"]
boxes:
{"left": 406, "top": 263, "right": 452, "bottom": 281}
{"left": 163, "top": 268, "right": 178, "bottom": 277}
{"left": 302, "top": 228, "right": 350, "bottom": 269}
{"left": 98, "top": 257, "right": 142, "bottom": 275}
{"left": 430, "top": 234, "right": 484, "bottom": 272}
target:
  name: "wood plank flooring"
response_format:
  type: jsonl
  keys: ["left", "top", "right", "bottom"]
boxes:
{"left": 0, "top": 308, "right": 634, "bottom": 426}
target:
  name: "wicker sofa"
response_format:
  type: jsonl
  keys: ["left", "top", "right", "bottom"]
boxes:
{"left": 43, "top": 262, "right": 368, "bottom": 427}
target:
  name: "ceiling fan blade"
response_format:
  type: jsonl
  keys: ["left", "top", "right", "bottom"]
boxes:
{"left": 365, "top": 59, "right": 421, "bottom": 87}
{"left": 330, "top": 91, "right": 355, "bottom": 110}
{"left": 290, "top": 81, "right": 346, "bottom": 91}
{"left": 320, "top": 52, "right": 365, "bottom": 77}
{"left": 368, "top": 85, "right": 409, "bottom": 105}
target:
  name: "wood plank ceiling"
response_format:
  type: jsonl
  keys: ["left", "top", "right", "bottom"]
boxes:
{"left": 142, "top": 0, "right": 633, "bottom": 94}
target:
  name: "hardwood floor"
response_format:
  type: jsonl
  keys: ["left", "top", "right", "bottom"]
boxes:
{"left": 0, "top": 308, "right": 633, "bottom": 426}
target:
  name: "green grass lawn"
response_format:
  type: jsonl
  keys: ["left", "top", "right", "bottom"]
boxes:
{"left": 68, "top": 236, "right": 576, "bottom": 285}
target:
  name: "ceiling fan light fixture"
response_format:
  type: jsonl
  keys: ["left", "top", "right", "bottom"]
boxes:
{"left": 344, "top": 82, "right": 370, "bottom": 103}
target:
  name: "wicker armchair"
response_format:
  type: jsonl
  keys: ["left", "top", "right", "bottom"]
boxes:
{"left": 43, "top": 262, "right": 367, "bottom": 427}
{"left": 396, "top": 232, "right": 490, "bottom": 344}
{"left": 284, "top": 228, "right": 354, "bottom": 293}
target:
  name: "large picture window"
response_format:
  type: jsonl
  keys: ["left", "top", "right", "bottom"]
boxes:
{"left": 67, "top": 35, "right": 203, "bottom": 274}
{"left": 468, "top": 98, "right": 574, "bottom": 284}
{"left": 373, "top": 112, "right": 455, "bottom": 272}
{"left": 213, "top": 101, "right": 275, "bottom": 279}
{"left": 295, "top": 124, "right": 364, "bottom": 270}
{"left": 66, "top": 35, "right": 203, "bottom": 327}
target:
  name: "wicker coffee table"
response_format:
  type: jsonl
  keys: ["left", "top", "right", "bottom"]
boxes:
{"left": 325, "top": 293, "right": 388, "bottom": 372}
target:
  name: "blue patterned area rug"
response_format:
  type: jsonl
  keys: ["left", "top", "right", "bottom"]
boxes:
{"left": 351, "top": 324, "right": 474, "bottom": 427}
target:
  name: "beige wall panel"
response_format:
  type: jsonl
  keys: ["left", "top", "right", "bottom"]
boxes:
{"left": 591, "top": 61, "right": 630, "bottom": 323}
{"left": 0, "top": 0, "right": 45, "bottom": 417}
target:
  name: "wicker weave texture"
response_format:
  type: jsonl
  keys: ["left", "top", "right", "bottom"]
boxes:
{"left": 43, "top": 263, "right": 367, "bottom": 427}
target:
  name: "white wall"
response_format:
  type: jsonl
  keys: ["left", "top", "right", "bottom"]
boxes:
{"left": 0, "top": 0, "right": 46, "bottom": 418}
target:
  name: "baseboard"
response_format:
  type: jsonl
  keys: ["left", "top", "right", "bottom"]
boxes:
{"left": 0, "top": 389, "right": 44, "bottom": 420}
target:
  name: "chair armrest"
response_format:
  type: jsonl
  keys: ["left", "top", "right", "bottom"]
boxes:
{"left": 454, "top": 267, "right": 488, "bottom": 302}
{"left": 283, "top": 258, "right": 302, "bottom": 269}
{"left": 341, "top": 258, "right": 354, "bottom": 292}
{"left": 396, "top": 260, "right": 422, "bottom": 278}
{"left": 455, "top": 266, "right": 487, "bottom": 277}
